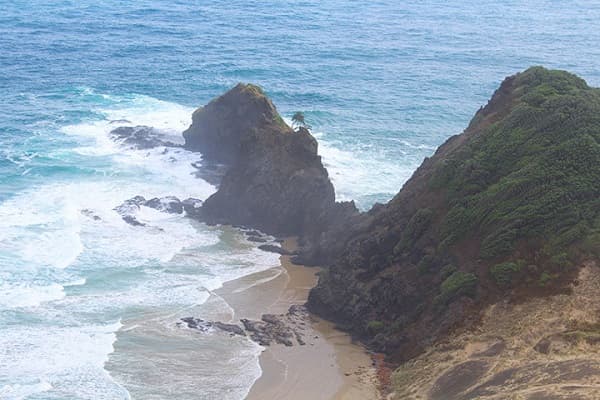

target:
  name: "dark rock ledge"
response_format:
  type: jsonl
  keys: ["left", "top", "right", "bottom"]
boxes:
{"left": 113, "top": 195, "right": 203, "bottom": 226}
{"left": 180, "top": 305, "right": 310, "bottom": 347}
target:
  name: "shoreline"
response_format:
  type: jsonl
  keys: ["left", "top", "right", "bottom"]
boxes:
{"left": 215, "top": 238, "right": 381, "bottom": 400}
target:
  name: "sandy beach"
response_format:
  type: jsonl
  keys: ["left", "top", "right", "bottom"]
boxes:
{"left": 215, "top": 238, "right": 381, "bottom": 400}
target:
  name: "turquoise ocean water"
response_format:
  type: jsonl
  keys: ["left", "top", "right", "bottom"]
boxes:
{"left": 1, "top": 1, "right": 600, "bottom": 399}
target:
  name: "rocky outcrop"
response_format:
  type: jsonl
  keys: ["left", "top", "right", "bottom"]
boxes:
{"left": 114, "top": 195, "right": 203, "bottom": 225}
{"left": 110, "top": 125, "right": 180, "bottom": 149}
{"left": 307, "top": 67, "right": 600, "bottom": 360}
{"left": 180, "top": 305, "right": 310, "bottom": 347}
{"left": 180, "top": 317, "right": 246, "bottom": 337}
{"left": 145, "top": 196, "right": 184, "bottom": 214}
{"left": 183, "top": 83, "right": 355, "bottom": 236}
{"left": 178, "top": 70, "right": 600, "bottom": 389}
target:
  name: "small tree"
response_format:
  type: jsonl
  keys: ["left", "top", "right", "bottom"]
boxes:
{"left": 291, "top": 111, "right": 306, "bottom": 129}
{"left": 291, "top": 111, "right": 312, "bottom": 130}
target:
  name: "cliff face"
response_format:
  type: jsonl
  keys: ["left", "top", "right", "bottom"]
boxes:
{"left": 183, "top": 83, "right": 355, "bottom": 236}
{"left": 391, "top": 262, "right": 600, "bottom": 400}
{"left": 182, "top": 69, "right": 600, "bottom": 374}
{"left": 308, "top": 67, "right": 600, "bottom": 359}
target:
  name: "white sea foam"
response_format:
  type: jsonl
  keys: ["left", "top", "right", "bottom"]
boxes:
{"left": 0, "top": 92, "right": 279, "bottom": 399}
{"left": 315, "top": 135, "right": 415, "bottom": 207}
{"left": 0, "top": 321, "right": 128, "bottom": 400}
{"left": 0, "top": 184, "right": 84, "bottom": 271}
{"left": 0, "top": 282, "right": 65, "bottom": 308}
{"left": 0, "top": 380, "right": 53, "bottom": 400}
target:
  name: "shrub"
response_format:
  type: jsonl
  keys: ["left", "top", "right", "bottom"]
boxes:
{"left": 490, "top": 261, "right": 522, "bottom": 287}
{"left": 394, "top": 208, "right": 433, "bottom": 255}
{"left": 550, "top": 252, "right": 572, "bottom": 268}
{"left": 538, "top": 271, "right": 554, "bottom": 286}
{"left": 367, "top": 320, "right": 385, "bottom": 334}
{"left": 435, "top": 271, "right": 478, "bottom": 305}
{"left": 417, "top": 255, "right": 435, "bottom": 275}
{"left": 440, "top": 264, "right": 457, "bottom": 280}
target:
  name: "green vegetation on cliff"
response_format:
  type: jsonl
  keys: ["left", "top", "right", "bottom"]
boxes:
{"left": 431, "top": 67, "right": 600, "bottom": 285}
{"left": 307, "top": 67, "right": 600, "bottom": 359}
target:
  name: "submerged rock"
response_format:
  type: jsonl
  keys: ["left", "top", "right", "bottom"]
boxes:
{"left": 122, "top": 215, "right": 146, "bottom": 227}
{"left": 81, "top": 209, "right": 101, "bottom": 221}
{"left": 144, "top": 196, "right": 184, "bottom": 214}
{"left": 114, "top": 196, "right": 146, "bottom": 225}
{"left": 247, "top": 236, "right": 268, "bottom": 243}
{"left": 114, "top": 195, "right": 187, "bottom": 225}
{"left": 110, "top": 125, "right": 180, "bottom": 149}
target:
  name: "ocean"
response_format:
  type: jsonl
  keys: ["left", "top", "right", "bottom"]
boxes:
{"left": 1, "top": 1, "right": 599, "bottom": 399}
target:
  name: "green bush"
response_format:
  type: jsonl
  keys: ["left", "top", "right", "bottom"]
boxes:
{"left": 435, "top": 271, "right": 478, "bottom": 305}
{"left": 417, "top": 255, "right": 435, "bottom": 275}
{"left": 440, "top": 264, "right": 457, "bottom": 280}
{"left": 490, "top": 261, "right": 522, "bottom": 287}
{"left": 550, "top": 252, "right": 572, "bottom": 268}
{"left": 367, "top": 320, "right": 385, "bottom": 334}
{"left": 394, "top": 208, "right": 433, "bottom": 255}
{"left": 538, "top": 271, "right": 554, "bottom": 286}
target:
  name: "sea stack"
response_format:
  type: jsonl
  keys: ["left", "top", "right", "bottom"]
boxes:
{"left": 183, "top": 83, "right": 341, "bottom": 236}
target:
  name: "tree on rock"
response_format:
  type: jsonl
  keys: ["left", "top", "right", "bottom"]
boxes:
{"left": 292, "top": 111, "right": 310, "bottom": 130}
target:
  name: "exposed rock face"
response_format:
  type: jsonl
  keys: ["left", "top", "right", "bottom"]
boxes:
{"left": 176, "top": 70, "right": 599, "bottom": 399}
{"left": 307, "top": 67, "right": 600, "bottom": 360}
{"left": 183, "top": 83, "right": 353, "bottom": 236}
{"left": 390, "top": 263, "right": 600, "bottom": 400}
{"left": 183, "top": 83, "right": 281, "bottom": 164}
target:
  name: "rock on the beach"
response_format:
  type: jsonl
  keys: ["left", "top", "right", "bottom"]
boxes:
{"left": 240, "top": 305, "right": 310, "bottom": 347}
{"left": 213, "top": 322, "right": 246, "bottom": 337}
{"left": 181, "top": 317, "right": 246, "bottom": 337}
{"left": 182, "top": 306, "right": 310, "bottom": 347}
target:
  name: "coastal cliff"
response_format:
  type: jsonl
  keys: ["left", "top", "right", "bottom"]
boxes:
{"left": 307, "top": 67, "right": 600, "bottom": 359}
{"left": 182, "top": 68, "right": 600, "bottom": 398}
{"left": 183, "top": 83, "right": 357, "bottom": 236}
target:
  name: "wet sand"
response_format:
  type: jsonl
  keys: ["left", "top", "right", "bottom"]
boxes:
{"left": 215, "top": 238, "right": 381, "bottom": 400}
